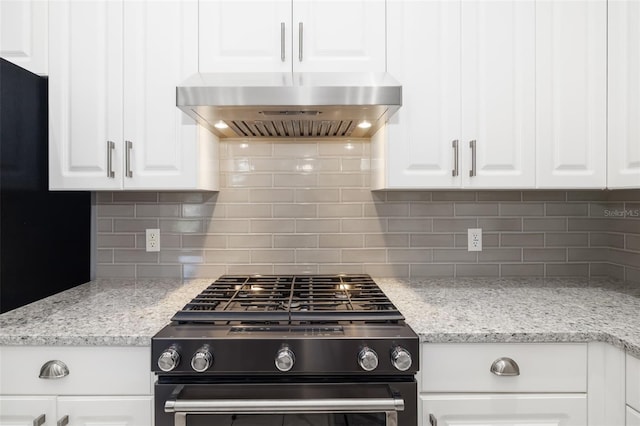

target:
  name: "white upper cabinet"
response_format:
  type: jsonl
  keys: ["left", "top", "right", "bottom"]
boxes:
{"left": 292, "top": 0, "right": 385, "bottom": 72}
{"left": 123, "top": 0, "right": 218, "bottom": 190}
{"left": 199, "top": 0, "right": 386, "bottom": 73}
{"left": 376, "top": 0, "right": 461, "bottom": 189}
{"left": 608, "top": 0, "right": 640, "bottom": 189}
{"left": 49, "top": 0, "right": 219, "bottom": 191}
{"left": 460, "top": 0, "right": 535, "bottom": 188}
{"left": 199, "top": 0, "right": 291, "bottom": 72}
{"left": 536, "top": 0, "right": 607, "bottom": 189}
{"left": 0, "top": 0, "right": 48, "bottom": 75}
{"left": 48, "top": 0, "right": 123, "bottom": 190}
{"left": 374, "top": 0, "right": 535, "bottom": 189}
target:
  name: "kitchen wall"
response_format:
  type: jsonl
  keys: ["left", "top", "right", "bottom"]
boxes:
{"left": 96, "top": 140, "right": 640, "bottom": 283}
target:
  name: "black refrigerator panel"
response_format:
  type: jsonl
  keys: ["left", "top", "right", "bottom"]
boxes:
{"left": 0, "top": 58, "right": 91, "bottom": 313}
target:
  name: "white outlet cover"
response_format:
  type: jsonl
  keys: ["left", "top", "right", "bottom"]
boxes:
{"left": 146, "top": 228, "right": 160, "bottom": 252}
{"left": 467, "top": 228, "right": 482, "bottom": 252}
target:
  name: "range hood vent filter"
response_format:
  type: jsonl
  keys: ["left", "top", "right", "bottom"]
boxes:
{"left": 229, "top": 119, "right": 356, "bottom": 138}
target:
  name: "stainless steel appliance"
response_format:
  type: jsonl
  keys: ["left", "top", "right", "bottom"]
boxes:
{"left": 176, "top": 72, "right": 402, "bottom": 139}
{"left": 152, "top": 274, "right": 418, "bottom": 426}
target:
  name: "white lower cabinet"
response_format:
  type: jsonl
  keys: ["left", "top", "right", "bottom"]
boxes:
{"left": 420, "top": 343, "right": 588, "bottom": 426}
{"left": 0, "top": 396, "right": 151, "bottom": 426}
{"left": 422, "top": 394, "right": 587, "bottom": 426}
{"left": 0, "top": 396, "right": 56, "bottom": 426}
{"left": 0, "top": 346, "right": 152, "bottom": 426}
{"left": 56, "top": 396, "right": 152, "bottom": 426}
{"left": 629, "top": 353, "right": 640, "bottom": 425}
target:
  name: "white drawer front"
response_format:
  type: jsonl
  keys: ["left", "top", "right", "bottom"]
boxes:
{"left": 421, "top": 343, "right": 587, "bottom": 393}
{"left": 628, "top": 354, "right": 640, "bottom": 411}
{"left": 0, "top": 346, "right": 151, "bottom": 395}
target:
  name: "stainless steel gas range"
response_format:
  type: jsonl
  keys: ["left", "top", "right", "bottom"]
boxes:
{"left": 152, "top": 274, "right": 419, "bottom": 426}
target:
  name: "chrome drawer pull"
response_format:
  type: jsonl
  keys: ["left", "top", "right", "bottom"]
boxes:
{"left": 429, "top": 413, "right": 437, "bottom": 426}
{"left": 57, "top": 415, "right": 69, "bottom": 426}
{"left": 33, "top": 414, "right": 45, "bottom": 426}
{"left": 490, "top": 357, "right": 520, "bottom": 376}
{"left": 39, "top": 360, "right": 69, "bottom": 379}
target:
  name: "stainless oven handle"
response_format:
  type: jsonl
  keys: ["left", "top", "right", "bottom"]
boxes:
{"left": 165, "top": 396, "right": 404, "bottom": 414}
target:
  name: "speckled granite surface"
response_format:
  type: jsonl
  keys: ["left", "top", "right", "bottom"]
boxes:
{"left": 0, "top": 277, "right": 639, "bottom": 358}
{"left": 376, "top": 277, "right": 640, "bottom": 358}
{"left": 0, "top": 279, "right": 212, "bottom": 346}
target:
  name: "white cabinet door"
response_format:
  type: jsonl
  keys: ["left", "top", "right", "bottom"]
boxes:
{"left": 0, "top": 397, "right": 56, "bottom": 426}
{"left": 124, "top": 0, "right": 217, "bottom": 190}
{"left": 378, "top": 0, "right": 461, "bottom": 189}
{"left": 292, "top": 0, "right": 385, "bottom": 72}
{"left": 608, "top": 0, "right": 640, "bottom": 189}
{"left": 422, "top": 394, "right": 587, "bottom": 426}
{"left": 374, "top": 0, "right": 534, "bottom": 190}
{"left": 56, "top": 396, "right": 152, "bottom": 426}
{"left": 0, "top": 0, "right": 48, "bottom": 75}
{"left": 199, "top": 0, "right": 291, "bottom": 72}
{"left": 50, "top": 0, "right": 219, "bottom": 191}
{"left": 199, "top": 0, "right": 385, "bottom": 73}
{"left": 536, "top": 0, "right": 607, "bottom": 189}
{"left": 460, "top": 0, "right": 535, "bottom": 188}
{"left": 48, "top": 0, "right": 124, "bottom": 190}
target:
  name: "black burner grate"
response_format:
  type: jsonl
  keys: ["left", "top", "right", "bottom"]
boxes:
{"left": 171, "top": 274, "right": 404, "bottom": 324}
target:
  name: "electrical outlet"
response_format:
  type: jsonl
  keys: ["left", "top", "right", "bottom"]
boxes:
{"left": 146, "top": 228, "right": 160, "bottom": 252}
{"left": 468, "top": 228, "right": 482, "bottom": 251}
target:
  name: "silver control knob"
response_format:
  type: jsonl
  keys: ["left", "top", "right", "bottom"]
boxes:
{"left": 391, "top": 346, "right": 412, "bottom": 371}
{"left": 157, "top": 347, "right": 180, "bottom": 372}
{"left": 191, "top": 347, "right": 213, "bottom": 372}
{"left": 358, "top": 347, "right": 379, "bottom": 371}
{"left": 275, "top": 346, "right": 295, "bottom": 372}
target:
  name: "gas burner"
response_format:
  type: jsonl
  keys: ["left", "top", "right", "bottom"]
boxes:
{"left": 171, "top": 274, "right": 403, "bottom": 324}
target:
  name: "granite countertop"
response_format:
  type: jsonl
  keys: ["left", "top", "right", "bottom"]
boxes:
{"left": 1, "top": 277, "right": 639, "bottom": 358}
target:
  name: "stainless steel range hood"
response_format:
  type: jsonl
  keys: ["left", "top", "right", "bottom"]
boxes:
{"left": 176, "top": 72, "right": 402, "bottom": 139}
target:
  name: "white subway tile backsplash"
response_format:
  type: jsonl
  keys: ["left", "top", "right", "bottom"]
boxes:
{"left": 95, "top": 140, "right": 640, "bottom": 282}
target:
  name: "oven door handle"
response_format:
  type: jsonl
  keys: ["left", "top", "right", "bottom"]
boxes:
{"left": 165, "top": 396, "right": 404, "bottom": 414}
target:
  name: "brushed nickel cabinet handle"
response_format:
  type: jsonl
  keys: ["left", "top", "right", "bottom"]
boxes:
{"left": 452, "top": 139, "right": 459, "bottom": 177}
{"left": 298, "top": 22, "right": 303, "bottom": 62}
{"left": 39, "top": 360, "right": 69, "bottom": 379}
{"left": 490, "top": 357, "right": 520, "bottom": 376}
{"left": 281, "top": 22, "right": 286, "bottom": 62}
{"left": 469, "top": 139, "right": 477, "bottom": 177}
{"left": 33, "top": 414, "right": 45, "bottom": 426}
{"left": 125, "top": 140, "right": 133, "bottom": 178}
{"left": 106, "top": 141, "right": 115, "bottom": 178}
{"left": 429, "top": 413, "right": 437, "bottom": 426}
{"left": 57, "top": 415, "right": 69, "bottom": 426}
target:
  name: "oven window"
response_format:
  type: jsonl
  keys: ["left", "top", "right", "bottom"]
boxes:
{"left": 184, "top": 413, "right": 387, "bottom": 425}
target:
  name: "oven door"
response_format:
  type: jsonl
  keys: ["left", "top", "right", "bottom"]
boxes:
{"left": 155, "top": 380, "right": 416, "bottom": 426}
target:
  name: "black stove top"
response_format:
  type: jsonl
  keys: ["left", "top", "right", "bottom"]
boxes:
{"left": 152, "top": 274, "right": 418, "bottom": 376}
{"left": 171, "top": 274, "right": 404, "bottom": 324}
